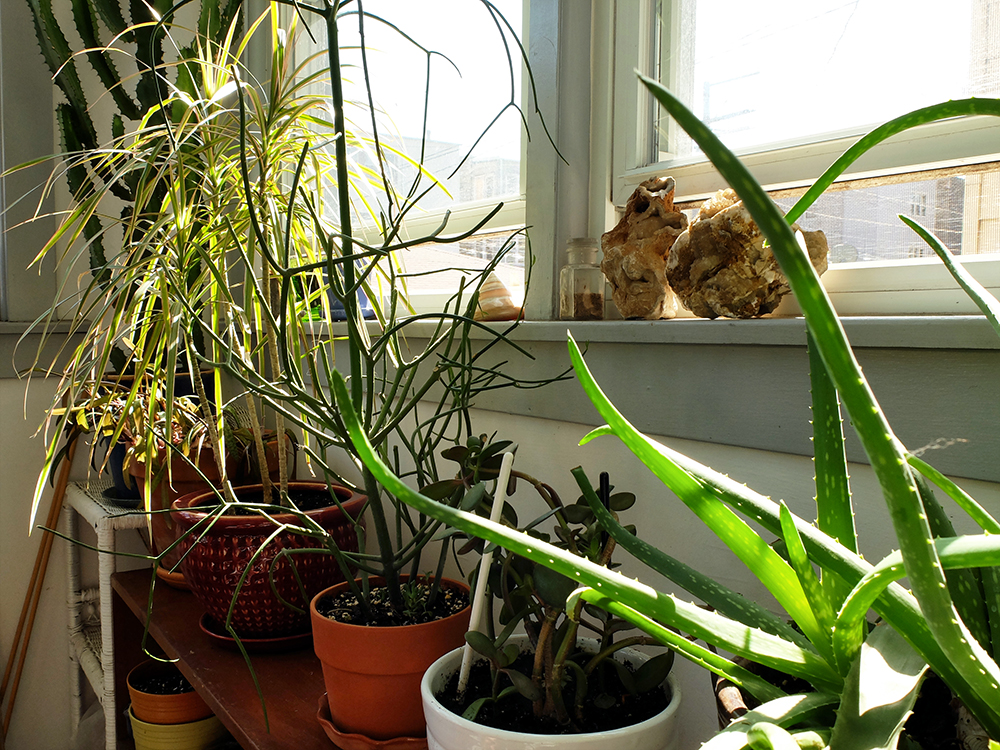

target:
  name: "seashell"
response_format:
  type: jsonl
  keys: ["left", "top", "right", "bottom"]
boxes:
{"left": 474, "top": 272, "right": 523, "bottom": 321}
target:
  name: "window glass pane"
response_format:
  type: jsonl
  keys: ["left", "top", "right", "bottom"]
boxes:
{"left": 675, "top": 163, "right": 1000, "bottom": 265}
{"left": 295, "top": 1, "right": 522, "bottom": 217}
{"left": 293, "top": 1, "right": 524, "bottom": 302}
{"left": 656, "top": 0, "right": 998, "bottom": 161}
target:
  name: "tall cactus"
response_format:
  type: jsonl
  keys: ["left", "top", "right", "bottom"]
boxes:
{"left": 26, "top": 0, "right": 243, "bottom": 281}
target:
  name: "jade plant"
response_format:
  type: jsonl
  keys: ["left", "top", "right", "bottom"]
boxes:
{"left": 435, "top": 439, "right": 674, "bottom": 730}
{"left": 330, "top": 88, "right": 1000, "bottom": 749}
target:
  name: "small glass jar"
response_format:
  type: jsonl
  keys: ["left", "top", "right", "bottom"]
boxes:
{"left": 559, "top": 238, "right": 604, "bottom": 321}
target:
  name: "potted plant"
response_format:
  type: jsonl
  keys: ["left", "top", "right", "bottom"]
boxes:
{"left": 126, "top": 658, "right": 227, "bottom": 750}
{"left": 418, "top": 444, "right": 681, "bottom": 748}
{"left": 330, "top": 87, "right": 1000, "bottom": 748}
{"left": 19, "top": 3, "right": 369, "bottom": 634}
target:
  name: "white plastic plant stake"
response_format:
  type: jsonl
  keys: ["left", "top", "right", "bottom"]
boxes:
{"left": 457, "top": 450, "right": 515, "bottom": 695}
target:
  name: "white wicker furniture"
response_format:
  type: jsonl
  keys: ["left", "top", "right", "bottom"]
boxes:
{"left": 63, "top": 480, "right": 149, "bottom": 750}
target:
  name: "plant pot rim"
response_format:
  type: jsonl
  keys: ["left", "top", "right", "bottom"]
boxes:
{"left": 127, "top": 705, "right": 222, "bottom": 730}
{"left": 310, "top": 575, "right": 471, "bottom": 633}
{"left": 126, "top": 659, "right": 195, "bottom": 693}
{"left": 421, "top": 634, "right": 682, "bottom": 742}
{"left": 171, "top": 481, "right": 365, "bottom": 527}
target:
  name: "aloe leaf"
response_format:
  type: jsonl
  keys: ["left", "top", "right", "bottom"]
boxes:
{"left": 920, "top": 477, "right": 991, "bottom": 653}
{"left": 807, "top": 330, "right": 856, "bottom": 607}
{"left": 834, "top": 535, "right": 1000, "bottom": 668}
{"left": 329, "top": 370, "right": 840, "bottom": 691}
{"left": 900, "top": 215, "right": 1000, "bottom": 338}
{"left": 746, "top": 722, "right": 802, "bottom": 750}
{"left": 568, "top": 339, "right": 826, "bottom": 656}
{"left": 640, "top": 73, "right": 1000, "bottom": 735}
{"left": 702, "top": 693, "right": 839, "bottom": 750}
{"left": 829, "top": 625, "right": 927, "bottom": 750}
{"left": 982, "top": 568, "right": 1000, "bottom": 662}
{"left": 907, "top": 454, "right": 1000, "bottom": 534}
{"left": 787, "top": 99, "right": 1000, "bottom": 224}
{"left": 574, "top": 465, "right": 811, "bottom": 648}
{"left": 779, "top": 502, "right": 837, "bottom": 669}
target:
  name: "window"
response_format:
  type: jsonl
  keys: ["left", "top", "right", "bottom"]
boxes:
{"left": 291, "top": 0, "right": 527, "bottom": 308}
{"left": 608, "top": 0, "right": 1000, "bottom": 315}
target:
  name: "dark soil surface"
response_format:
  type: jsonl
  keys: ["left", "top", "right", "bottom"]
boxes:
{"left": 314, "top": 582, "right": 469, "bottom": 627}
{"left": 197, "top": 488, "right": 341, "bottom": 515}
{"left": 904, "top": 673, "right": 961, "bottom": 750}
{"left": 129, "top": 666, "right": 195, "bottom": 695}
{"left": 436, "top": 651, "right": 671, "bottom": 735}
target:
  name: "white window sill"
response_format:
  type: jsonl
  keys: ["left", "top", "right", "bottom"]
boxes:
{"left": 346, "top": 314, "right": 999, "bottom": 350}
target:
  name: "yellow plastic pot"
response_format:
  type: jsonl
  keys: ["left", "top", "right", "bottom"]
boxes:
{"left": 128, "top": 707, "right": 227, "bottom": 750}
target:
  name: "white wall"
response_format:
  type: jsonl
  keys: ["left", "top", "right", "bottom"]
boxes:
{"left": 0, "top": 379, "right": 74, "bottom": 750}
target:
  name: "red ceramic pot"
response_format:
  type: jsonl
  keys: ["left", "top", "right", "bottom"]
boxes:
{"left": 311, "top": 576, "right": 471, "bottom": 741}
{"left": 172, "top": 482, "right": 364, "bottom": 638}
{"left": 131, "top": 450, "right": 232, "bottom": 583}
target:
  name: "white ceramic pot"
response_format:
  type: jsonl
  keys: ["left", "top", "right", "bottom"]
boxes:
{"left": 421, "top": 636, "right": 682, "bottom": 750}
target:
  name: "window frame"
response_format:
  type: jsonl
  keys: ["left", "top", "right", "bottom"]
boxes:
{"left": 602, "top": 0, "right": 1000, "bottom": 316}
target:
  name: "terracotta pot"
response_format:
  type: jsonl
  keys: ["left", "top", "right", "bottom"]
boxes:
{"left": 130, "top": 449, "right": 232, "bottom": 575}
{"left": 421, "top": 635, "right": 682, "bottom": 750}
{"left": 172, "top": 482, "right": 364, "bottom": 638}
{"left": 127, "top": 659, "right": 213, "bottom": 725}
{"left": 311, "top": 576, "right": 472, "bottom": 741}
{"left": 128, "top": 707, "right": 226, "bottom": 750}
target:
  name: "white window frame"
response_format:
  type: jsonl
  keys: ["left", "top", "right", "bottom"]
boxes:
{"left": 601, "top": 0, "right": 1000, "bottom": 317}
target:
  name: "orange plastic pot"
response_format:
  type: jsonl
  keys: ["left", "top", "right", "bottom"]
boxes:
{"left": 310, "top": 576, "right": 471, "bottom": 741}
{"left": 127, "top": 660, "right": 213, "bottom": 725}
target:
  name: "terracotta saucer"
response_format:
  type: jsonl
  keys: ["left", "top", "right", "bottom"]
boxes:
{"left": 198, "top": 614, "right": 312, "bottom": 653}
{"left": 155, "top": 564, "right": 190, "bottom": 590}
{"left": 316, "top": 694, "right": 427, "bottom": 750}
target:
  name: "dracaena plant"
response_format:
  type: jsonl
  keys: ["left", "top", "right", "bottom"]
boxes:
{"left": 328, "top": 88, "right": 1000, "bottom": 749}
{"left": 434, "top": 437, "right": 674, "bottom": 729}
{"left": 17, "top": 4, "right": 374, "bottom": 550}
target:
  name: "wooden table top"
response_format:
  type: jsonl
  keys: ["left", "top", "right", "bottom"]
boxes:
{"left": 112, "top": 569, "right": 338, "bottom": 750}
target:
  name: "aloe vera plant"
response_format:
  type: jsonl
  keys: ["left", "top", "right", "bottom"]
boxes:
{"left": 329, "top": 88, "right": 1000, "bottom": 748}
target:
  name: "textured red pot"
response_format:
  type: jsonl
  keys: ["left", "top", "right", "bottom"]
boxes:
{"left": 172, "top": 482, "right": 365, "bottom": 638}
{"left": 311, "top": 576, "right": 471, "bottom": 741}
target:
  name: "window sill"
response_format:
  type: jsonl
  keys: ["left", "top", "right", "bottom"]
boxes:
{"left": 334, "top": 313, "right": 998, "bottom": 483}
{"left": 347, "top": 314, "right": 999, "bottom": 350}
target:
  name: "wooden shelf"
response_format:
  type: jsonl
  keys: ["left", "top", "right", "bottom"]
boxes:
{"left": 111, "top": 569, "right": 337, "bottom": 750}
